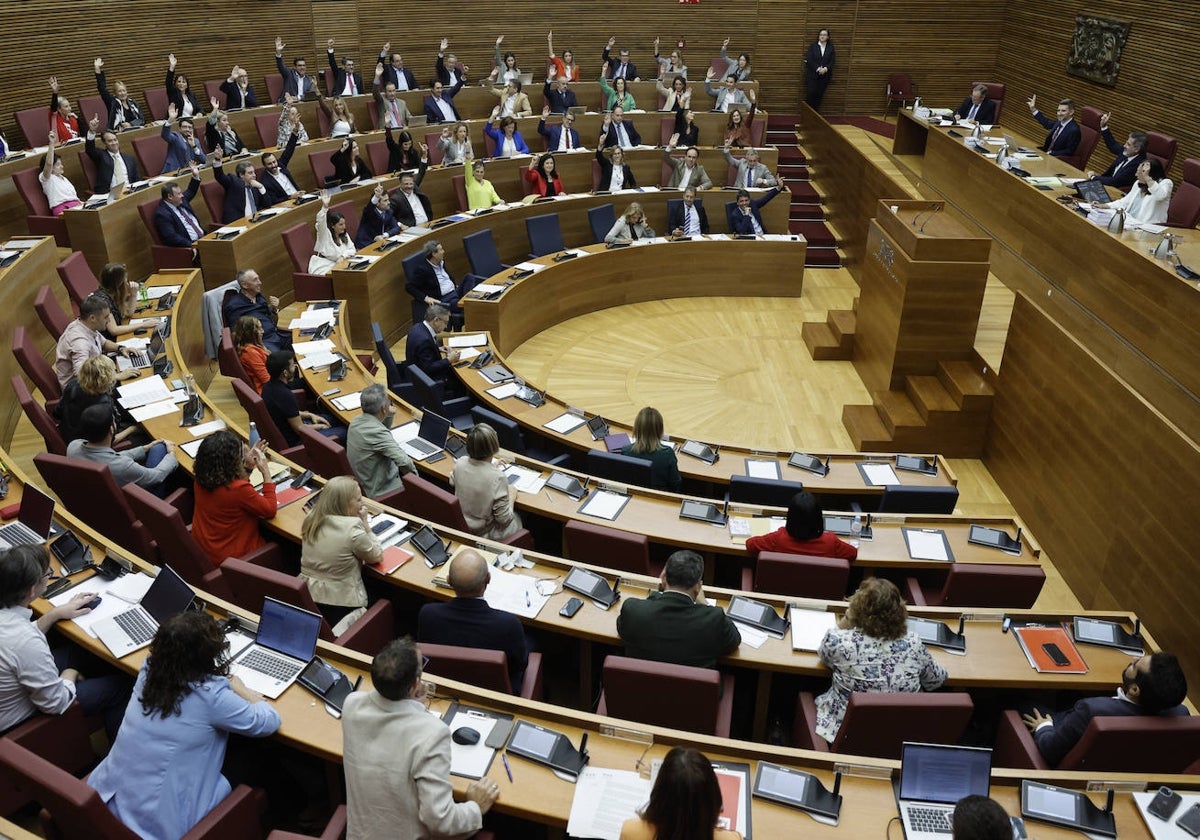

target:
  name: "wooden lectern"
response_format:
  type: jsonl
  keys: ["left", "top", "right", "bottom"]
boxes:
{"left": 853, "top": 200, "right": 992, "bottom": 392}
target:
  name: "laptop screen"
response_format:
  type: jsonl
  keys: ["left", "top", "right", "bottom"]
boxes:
{"left": 257, "top": 598, "right": 322, "bottom": 661}
{"left": 141, "top": 565, "right": 195, "bottom": 623}
{"left": 147, "top": 326, "right": 166, "bottom": 359}
{"left": 18, "top": 485, "right": 55, "bottom": 538}
{"left": 899, "top": 743, "right": 992, "bottom": 805}
{"left": 417, "top": 411, "right": 451, "bottom": 447}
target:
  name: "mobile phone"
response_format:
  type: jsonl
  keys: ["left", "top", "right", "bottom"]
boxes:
{"left": 1042, "top": 642, "right": 1070, "bottom": 666}
{"left": 84, "top": 595, "right": 103, "bottom": 610}
{"left": 424, "top": 451, "right": 446, "bottom": 464}
{"left": 1178, "top": 803, "right": 1200, "bottom": 837}
{"left": 559, "top": 597, "right": 584, "bottom": 618}
{"left": 321, "top": 387, "right": 340, "bottom": 396}
{"left": 1148, "top": 786, "right": 1183, "bottom": 820}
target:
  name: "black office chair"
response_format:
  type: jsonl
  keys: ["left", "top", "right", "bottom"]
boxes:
{"left": 406, "top": 365, "right": 475, "bottom": 430}
{"left": 586, "top": 449, "right": 653, "bottom": 487}
{"left": 371, "top": 321, "right": 416, "bottom": 403}
{"left": 728, "top": 475, "right": 805, "bottom": 508}
{"left": 469, "top": 405, "right": 571, "bottom": 466}
{"left": 724, "top": 200, "right": 738, "bottom": 232}
{"left": 877, "top": 485, "right": 960, "bottom": 514}
{"left": 587, "top": 204, "right": 616, "bottom": 244}
{"left": 462, "top": 229, "right": 510, "bottom": 286}
{"left": 526, "top": 213, "right": 565, "bottom": 257}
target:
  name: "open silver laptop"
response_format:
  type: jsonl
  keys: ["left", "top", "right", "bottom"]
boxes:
{"left": 228, "top": 597, "right": 322, "bottom": 699}
{"left": 117, "top": 323, "right": 166, "bottom": 371}
{"left": 395, "top": 410, "right": 451, "bottom": 460}
{"left": 896, "top": 742, "right": 993, "bottom": 839}
{"left": 93, "top": 566, "right": 195, "bottom": 657}
{"left": 0, "top": 484, "right": 55, "bottom": 549}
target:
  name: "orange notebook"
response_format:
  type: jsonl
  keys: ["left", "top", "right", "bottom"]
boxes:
{"left": 274, "top": 485, "right": 312, "bottom": 508}
{"left": 712, "top": 763, "right": 751, "bottom": 835}
{"left": 370, "top": 545, "right": 413, "bottom": 576}
{"left": 1013, "top": 625, "right": 1088, "bottom": 674}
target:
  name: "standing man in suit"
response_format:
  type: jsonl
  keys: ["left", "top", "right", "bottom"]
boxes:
{"left": 85, "top": 117, "right": 140, "bottom": 193}
{"left": 389, "top": 163, "right": 434, "bottom": 230}
{"left": 1092, "top": 113, "right": 1148, "bottom": 190}
{"left": 417, "top": 549, "right": 528, "bottom": 692}
{"left": 617, "top": 551, "right": 740, "bottom": 669}
{"left": 730, "top": 185, "right": 787, "bottom": 235}
{"left": 260, "top": 133, "right": 301, "bottom": 205}
{"left": 662, "top": 144, "right": 713, "bottom": 190}
{"left": 273, "top": 37, "right": 317, "bottom": 102}
{"left": 342, "top": 637, "right": 499, "bottom": 839}
{"left": 435, "top": 38, "right": 469, "bottom": 88}
{"left": 153, "top": 163, "right": 204, "bottom": 251}
{"left": 599, "top": 107, "right": 641, "bottom": 149}
{"left": 424, "top": 79, "right": 462, "bottom": 124}
{"left": 1021, "top": 652, "right": 1188, "bottom": 767}
{"left": 161, "top": 104, "right": 208, "bottom": 173}
{"left": 404, "top": 303, "right": 461, "bottom": 381}
{"left": 952, "top": 84, "right": 996, "bottom": 123}
{"left": 378, "top": 43, "right": 417, "bottom": 91}
{"left": 669, "top": 186, "right": 710, "bottom": 236}
{"left": 219, "top": 66, "right": 257, "bottom": 110}
{"left": 538, "top": 108, "right": 580, "bottom": 152}
{"left": 213, "top": 153, "right": 270, "bottom": 223}
{"left": 543, "top": 73, "right": 578, "bottom": 114}
{"left": 602, "top": 36, "right": 640, "bottom": 81}
{"left": 1027, "top": 95, "right": 1081, "bottom": 158}
{"left": 93, "top": 58, "right": 144, "bottom": 130}
{"left": 372, "top": 68, "right": 413, "bottom": 130}
{"left": 326, "top": 39, "right": 364, "bottom": 97}
{"left": 723, "top": 147, "right": 777, "bottom": 188}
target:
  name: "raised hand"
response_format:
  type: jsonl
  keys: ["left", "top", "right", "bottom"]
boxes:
{"left": 654, "top": 37, "right": 660, "bottom": 51}
{"left": 382, "top": 41, "right": 391, "bottom": 54}
{"left": 1099, "top": 112, "right": 1111, "bottom": 129}
{"left": 723, "top": 37, "right": 731, "bottom": 48}
{"left": 49, "top": 76, "right": 59, "bottom": 92}
{"left": 418, "top": 141, "right": 428, "bottom": 156}
{"left": 542, "top": 105, "right": 550, "bottom": 119}
{"left": 189, "top": 161, "right": 201, "bottom": 178}
{"left": 669, "top": 132, "right": 680, "bottom": 148}
{"left": 340, "top": 138, "right": 350, "bottom": 152}
{"left": 94, "top": 57, "right": 104, "bottom": 73}
{"left": 275, "top": 35, "right": 285, "bottom": 53}
{"left": 167, "top": 102, "right": 178, "bottom": 120}
{"left": 375, "top": 61, "right": 384, "bottom": 79}
{"left": 1026, "top": 94, "right": 1037, "bottom": 112}
{"left": 168, "top": 53, "right": 177, "bottom": 71}
{"left": 440, "top": 37, "right": 449, "bottom": 52}
{"left": 706, "top": 67, "right": 716, "bottom": 80}
{"left": 88, "top": 114, "right": 100, "bottom": 132}
{"left": 320, "top": 188, "right": 331, "bottom": 206}
{"left": 496, "top": 35, "right": 504, "bottom": 46}
{"left": 607, "top": 36, "right": 617, "bottom": 49}
{"left": 210, "top": 96, "right": 220, "bottom": 111}
{"left": 327, "top": 38, "right": 335, "bottom": 50}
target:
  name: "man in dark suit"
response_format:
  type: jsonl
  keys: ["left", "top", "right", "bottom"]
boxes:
{"left": 602, "top": 37, "right": 640, "bottom": 82}
{"left": 1093, "top": 113, "right": 1147, "bottom": 191}
{"left": 326, "top": 40, "right": 364, "bottom": 97}
{"left": 669, "top": 187, "right": 710, "bottom": 237}
{"left": 1027, "top": 94, "right": 1081, "bottom": 157}
{"left": 273, "top": 36, "right": 317, "bottom": 103}
{"left": 84, "top": 118, "right": 140, "bottom": 193}
{"left": 599, "top": 107, "right": 641, "bottom": 149}
{"left": 213, "top": 154, "right": 270, "bottom": 223}
{"left": 952, "top": 84, "right": 997, "bottom": 124}
{"left": 378, "top": 44, "right": 417, "bottom": 91}
{"left": 424, "top": 80, "right": 463, "bottom": 124}
{"left": 404, "top": 303, "right": 461, "bottom": 380}
{"left": 260, "top": 133, "right": 301, "bottom": 205}
{"left": 542, "top": 74, "right": 578, "bottom": 114}
{"left": 1022, "top": 652, "right": 1188, "bottom": 767}
{"left": 222, "top": 268, "right": 289, "bottom": 351}
{"left": 616, "top": 550, "right": 740, "bottom": 669}
{"left": 729, "top": 185, "right": 787, "bottom": 235}
{"left": 355, "top": 184, "right": 400, "bottom": 248}
{"left": 388, "top": 162, "right": 433, "bottom": 230}
{"left": 218, "top": 66, "right": 258, "bottom": 110}
{"left": 417, "top": 549, "right": 529, "bottom": 691}
{"left": 435, "top": 39, "right": 468, "bottom": 88}
{"left": 161, "top": 106, "right": 208, "bottom": 173}
{"left": 153, "top": 164, "right": 204, "bottom": 249}
{"left": 537, "top": 109, "right": 580, "bottom": 152}
{"left": 405, "top": 242, "right": 461, "bottom": 324}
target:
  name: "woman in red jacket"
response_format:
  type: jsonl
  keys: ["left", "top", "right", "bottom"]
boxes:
{"left": 524, "top": 153, "right": 564, "bottom": 198}
{"left": 746, "top": 490, "right": 857, "bottom": 559}
{"left": 191, "top": 430, "right": 277, "bottom": 565}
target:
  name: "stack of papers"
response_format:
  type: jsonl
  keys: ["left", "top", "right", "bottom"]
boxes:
{"left": 446, "top": 334, "right": 487, "bottom": 348}
{"left": 288, "top": 308, "right": 337, "bottom": 330}
{"left": 292, "top": 338, "right": 335, "bottom": 356}
{"left": 859, "top": 462, "right": 900, "bottom": 486}
{"left": 117, "top": 377, "right": 172, "bottom": 409}
{"left": 544, "top": 413, "right": 586, "bottom": 434}
{"left": 484, "top": 565, "right": 550, "bottom": 619}
{"left": 143, "top": 284, "right": 182, "bottom": 299}
{"left": 331, "top": 392, "right": 362, "bottom": 411}
{"left": 504, "top": 464, "right": 546, "bottom": 494}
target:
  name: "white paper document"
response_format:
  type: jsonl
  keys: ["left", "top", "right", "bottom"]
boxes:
{"left": 906, "top": 529, "right": 950, "bottom": 562}
{"left": 861, "top": 463, "right": 900, "bottom": 486}
{"left": 484, "top": 565, "right": 550, "bottom": 619}
{"left": 567, "top": 767, "right": 652, "bottom": 840}
{"left": 144, "top": 285, "right": 181, "bottom": 299}
{"left": 126, "top": 399, "right": 180, "bottom": 422}
{"left": 117, "top": 376, "right": 172, "bottom": 409}
{"left": 298, "top": 352, "right": 340, "bottom": 370}
{"left": 187, "top": 418, "right": 228, "bottom": 437}
{"left": 179, "top": 439, "right": 205, "bottom": 458}
{"left": 504, "top": 464, "right": 547, "bottom": 495}
{"left": 790, "top": 607, "right": 838, "bottom": 652}
{"left": 447, "top": 333, "right": 487, "bottom": 348}
{"left": 288, "top": 309, "right": 337, "bottom": 329}
{"left": 332, "top": 393, "right": 362, "bottom": 411}
{"left": 487, "top": 382, "right": 522, "bottom": 399}
{"left": 471, "top": 283, "right": 505, "bottom": 295}
{"left": 579, "top": 491, "right": 628, "bottom": 521}
{"left": 733, "top": 621, "right": 769, "bottom": 649}
{"left": 745, "top": 459, "right": 781, "bottom": 480}
{"left": 445, "top": 709, "right": 499, "bottom": 779}
{"left": 291, "top": 338, "right": 335, "bottom": 356}
{"left": 544, "top": 413, "right": 586, "bottom": 434}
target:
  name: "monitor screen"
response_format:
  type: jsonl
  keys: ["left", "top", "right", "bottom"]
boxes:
{"left": 728, "top": 598, "right": 766, "bottom": 623}
{"left": 757, "top": 764, "right": 807, "bottom": 803}
{"left": 565, "top": 566, "right": 604, "bottom": 597}
{"left": 257, "top": 597, "right": 322, "bottom": 661}
{"left": 418, "top": 411, "right": 451, "bottom": 447}
{"left": 969, "top": 525, "right": 1006, "bottom": 546}
{"left": 141, "top": 565, "right": 195, "bottom": 623}
{"left": 899, "top": 743, "right": 991, "bottom": 805}
{"left": 1024, "top": 783, "right": 1078, "bottom": 821}
{"left": 1073, "top": 618, "right": 1117, "bottom": 643}
{"left": 682, "top": 500, "right": 715, "bottom": 519}
{"left": 511, "top": 723, "right": 559, "bottom": 759}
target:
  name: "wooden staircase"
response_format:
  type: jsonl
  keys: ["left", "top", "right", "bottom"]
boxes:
{"left": 802, "top": 306, "right": 856, "bottom": 360}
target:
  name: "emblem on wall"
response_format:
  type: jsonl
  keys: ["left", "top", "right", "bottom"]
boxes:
{"left": 1066, "top": 14, "right": 1131, "bottom": 86}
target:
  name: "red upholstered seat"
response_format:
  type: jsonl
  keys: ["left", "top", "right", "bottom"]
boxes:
{"left": 419, "top": 641, "right": 545, "bottom": 700}
{"left": 597, "top": 655, "right": 734, "bottom": 737}
{"left": 746, "top": 552, "right": 851, "bottom": 600}
{"left": 564, "top": 519, "right": 657, "bottom": 576}
{"left": 794, "top": 690, "right": 974, "bottom": 759}
{"left": 905, "top": 563, "right": 1045, "bottom": 609}
{"left": 33, "top": 285, "right": 71, "bottom": 340}
{"left": 11, "top": 167, "right": 70, "bottom": 246}
{"left": 136, "top": 197, "right": 196, "bottom": 270}
{"left": 56, "top": 252, "right": 96, "bottom": 310}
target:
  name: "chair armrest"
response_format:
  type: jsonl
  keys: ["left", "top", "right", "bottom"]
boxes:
{"left": 201, "top": 567, "right": 236, "bottom": 602}
{"left": 8, "top": 702, "right": 96, "bottom": 775}
{"left": 267, "top": 804, "right": 348, "bottom": 840}
{"left": 335, "top": 599, "right": 394, "bottom": 656}
{"left": 291, "top": 388, "right": 309, "bottom": 412}
{"left": 740, "top": 566, "right": 754, "bottom": 592}
{"left": 164, "top": 486, "right": 194, "bottom": 525}
{"left": 443, "top": 395, "right": 474, "bottom": 415}
{"left": 240, "top": 542, "right": 287, "bottom": 573}
{"left": 183, "top": 784, "right": 266, "bottom": 840}
{"left": 904, "top": 576, "right": 928, "bottom": 606}
{"left": 519, "top": 652, "right": 545, "bottom": 701}
{"left": 376, "top": 485, "right": 406, "bottom": 510}
{"left": 791, "top": 690, "right": 827, "bottom": 752}
{"left": 715, "top": 673, "right": 735, "bottom": 738}
{"left": 993, "top": 709, "right": 1049, "bottom": 770}
{"left": 501, "top": 528, "right": 535, "bottom": 551}
{"left": 279, "top": 443, "right": 313, "bottom": 471}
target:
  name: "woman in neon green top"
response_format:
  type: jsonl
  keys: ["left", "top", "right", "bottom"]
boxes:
{"left": 465, "top": 160, "right": 504, "bottom": 211}
{"left": 599, "top": 69, "right": 636, "bottom": 112}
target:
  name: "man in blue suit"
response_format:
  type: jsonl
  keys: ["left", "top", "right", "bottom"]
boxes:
{"left": 160, "top": 105, "right": 207, "bottom": 173}
{"left": 423, "top": 80, "right": 462, "bottom": 124}
{"left": 537, "top": 108, "right": 580, "bottom": 152}
{"left": 729, "top": 185, "right": 787, "bottom": 235}
{"left": 213, "top": 153, "right": 270, "bottom": 223}
{"left": 542, "top": 74, "right": 578, "bottom": 114}
{"left": 355, "top": 184, "right": 400, "bottom": 248}
{"left": 273, "top": 36, "right": 317, "bottom": 102}
{"left": 1022, "top": 652, "right": 1188, "bottom": 767}
{"left": 1093, "top": 113, "right": 1148, "bottom": 191}
{"left": 1027, "top": 94, "right": 1081, "bottom": 158}
{"left": 952, "top": 84, "right": 997, "bottom": 124}
{"left": 404, "top": 303, "right": 461, "bottom": 381}
{"left": 153, "top": 164, "right": 204, "bottom": 252}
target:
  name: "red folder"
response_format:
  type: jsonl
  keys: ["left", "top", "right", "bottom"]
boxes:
{"left": 1013, "top": 625, "right": 1088, "bottom": 674}
{"left": 370, "top": 545, "right": 413, "bottom": 576}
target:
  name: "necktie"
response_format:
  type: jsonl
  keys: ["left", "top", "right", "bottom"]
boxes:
{"left": 685, "top": 207, "right": 694, "bottom": 234}
{"left": 180, "top": 206, "right": 203, "bottom": 240}
{"left": 617, "top": 125, "right": 629, "bottom": 147}
{"left": 391, "top": 101, "right": 401, "bottom": 126}
{"left": 968, "top": 103, "right": 978, "bottom": 120}
{"left": 565, "top": 129, "right": 572, "bottom": 150}
{"left": 746, "top": 168, "right": 753, "bottom": 188}
{"left": 349, "top": 76, "right": 356, "bottom": 95}
{"left": 1051, "top": 123, "right": 1063, "bottom": 148}
{"left": 630, "top": 226, "right": 638, "bottom": 240}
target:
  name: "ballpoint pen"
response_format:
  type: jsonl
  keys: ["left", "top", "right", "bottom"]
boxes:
{"left": 501, "top": 753, "right": 513, "bottom": 782}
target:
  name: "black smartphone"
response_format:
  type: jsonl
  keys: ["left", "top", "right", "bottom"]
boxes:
{"left": 559, "top": 597, "right": 584, "bottom": 618}
{"left": 1178, "top": 803, "right": 1200, "bottom": 837}
{"left": 1148, "top": 786, "right": 1183, "bottom": 820}
{"left": 424, "top": 451, "right": 446, "bottom": 464}
{"left": 290, "top": 470, "right": 313, "bottom": 489}
{"left": 84, "top": 595, "right": 103, "bottom": 610}
{"left": 1041, "top": 642, "right": 1070, "bottom": 666}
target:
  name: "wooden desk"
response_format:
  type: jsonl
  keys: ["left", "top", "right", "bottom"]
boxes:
{"left": 0, "top": 236, "right": 61, "bottom": 440}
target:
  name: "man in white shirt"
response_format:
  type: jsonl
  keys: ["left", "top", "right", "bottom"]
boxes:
{"left": 84, "top": 117, "right": 140, "bottom": 193}
{"left": 705, "top": 70, "right": 752, "bottom": 113}
{"left": 260, "top": 135, "right": 300, "bottom": 205}
{"left": 423, "top": 81, "right": 461, "bottom": 124}
{"left": 54, "top": 294, "right": 137, "bottom": 388}
{"left": 388, "top": 166, "right": 433, "bottom": 230}
{"left": 662, "top": 144, "right": 713, "bottom": 190}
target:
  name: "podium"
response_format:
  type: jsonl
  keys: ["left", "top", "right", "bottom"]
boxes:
{"left": 852, "top": 200, "right": 992, "bottom": 392}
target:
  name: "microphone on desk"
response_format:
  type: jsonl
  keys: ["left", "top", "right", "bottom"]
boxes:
{"left": 956, "top": 616, "right": 966, "bottom": 637}
{"left": 918, "top": 203, "right": 943, "bottom": 234}
{"left": 831, "top": 771, "right": 842, "bottom": 799}
{"left": 910, "top": 202, "right": 939, "bottom": 229}
{"left": 1132, "top": 617, "right": 1141, "bottom": 637}
{"left": 1103, "top": 789, "right": 1114, "bottom": 815}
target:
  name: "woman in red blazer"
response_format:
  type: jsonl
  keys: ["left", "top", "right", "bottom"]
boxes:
{"left": 524, "top": 153, "right": 565, "bottom": 197}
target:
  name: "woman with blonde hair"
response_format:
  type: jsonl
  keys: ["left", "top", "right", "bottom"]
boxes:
{"left": 605, "top": 201, "right": 655, "bottom": 244}
{"left": 620, "top": 407, "right": 680, "bottom": 491}
{"left": 318, "top": 92, "right": 355, "bottom": 138}
{"left": 58, "top": 354, "right": 142, "bottom": 445}
{"left": 450, "top": 423, "right": 522, "bottom": 540}
{"left": 595, "top": 144, "right": 637, "bottom": 192}
{"left": 437, "top": 121, "right": 474, "bottom": 165}
{"left": 300, "top": 475, "right": 381, "bottom": 632}
{"left": 233, "top": 315, "right": 269, "bottom": 393}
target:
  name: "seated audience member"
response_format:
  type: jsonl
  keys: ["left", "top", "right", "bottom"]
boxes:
{"left": 310, "top": 190, "right": 357, "bottom": 274}
{"left": 606, "top": 201, "right": 655, "bottom": 243}
{"left": 424, "top": 79, "right": 463, "bottom": 125}
{"left": 620, "top": 406, "right": 681, "bottom": 491}
{"left": 662, "top": 143, "right": 713, "bottom": 190}
{"left": 1091, "top": 113, "right": 1147, "bottom": 190}
{"left": 657, "top": 75, "right": 692, "bottom": 116}
{"left": 153, "top": 163, "right": 205, "bottom": 249}
{"left": 547, "top": 31, "right": 581, "bottom": 82}
{"left": 58, "top": 355, "right": 142, "bottom": 446}
{"left": 538, "top": 108, "right": 580, "bottom": 152}
{"left": 599, "top": 107, "right": 642, "bottom": 149}
{"left": 54, "top": 293, "right": 137, "bottom": 388}
{"left": 40, "top": 132, "right": 83, "bottom": 215}
{"left": 492, "top": 36, "right": 522, "bottom": 86}
{"left": 219, "top": 65, "right": 257, "bottom": 110}
{"left": 436, "top": 122, "right": 474, "bottom": 166}
{"left": 617, "top": 550, "right": 741, "bottom": 668}
{"left": 669, "top": 186, "right": 710, "bottom": 236}
{"left": 0, "top": 543, "right": 131, "bottom": 739}
{"left": 596, "top": 145, "right": 637, "bottom": 191}
{"left": 525, "top": 152, "right": 564, "bottom": 197}
{"left": 373, "top": 73, "right": 413, "bottom": 130}
{"left": 385, "top": 127, "right": 425, "bottom": 171}
{"left": 620, "top": 747, "right": 741, "bottom": 840}
{"left": 418, "top": 548, "right": 529, "bottom": 689}
{"left": 484, "top": 111, "right": 530, "bottom": 158}
{"left": 261, "top": 350, "right": 340, "bottom": 448}
{"left": 326, "top": 39, "right": 364, "bottom": 97}
{"left": 94, "top": 57, "right": 146, "bottom": 129}
{"left": 730, "top": 185, "right": 787, "bottom": 235}
{"left": 378, "top": 43, "right": 417, "bottom": 91}
{"left": 724, "top": 147, "right": 777, "bottom": 189}
{"left": 261, "top": 134, "right": 301, "bottom": 205}
{"left": 330, "top": 136, "right": 371, "bottom": 185}
{"left": 214, "top": 154, "right": 270, "bottom": 223}
{"left": 233, "top": 315, "right": 269, "bottom": 393}
{"left": 274, "top": 36, "right": 318, "bottom": 102}
{"left": 346, "top": 383, "right": 415, "bottom": 500}
{"left": 1021, "top": 652, "right": 1188, "bottom": 767}
{"left": 720, "top": 39, "right": 753, "bottom": 82}
{"left": 318, "top": 93, "right": 356, "bottom": 139}
{"left": 161, "top": 105, "right": 208, "bottom": 172}
{"left": 84, "top": 116, "right": 141, "bottom": 194}
{"left": 705, "top": 70, "right": 752, "bottom": 113}
{"left": 653, "top": 37, "right": 688, "bottom": 79}
{"left": 405, "top": 303, "right": 461, "bottom": 380}
{"left": 205, "top": 103, "right": 250, "bottom": 157}
{"left": 952, "top": 84, "right": 996, "bottom": 124}
{"left": 388, "top": 164, "right": 434, "bottom": 230}
{"left": 191, "top": 430, "right": 276, "bottom": 566}
{"left": 406, "top": 240, "right": 462, "bottom": 321}
{"left": 88, "top": 612, "right": 280, "bottom": 839}
{"left": 952, "top": 795, "right": 1012, "bottom": 840}
{"left": 467, "top": 160, "right": 505, "bottom": 211}
{"left": 343, "top": 637, "right": 498, "bottom": 838}
{"left": 1096, "top": 158, "right": 1173, "bottom": 225}
{"left": 93, "top": 262, "right": 141, "bottom": 340}
{"left": 746, "top": 491, "right": 857, "bottom": 559}
{"left": 1026, "top": 94, "right": 1081, "bottom": 157}
{"left": 356, "top": 183, "right": 401, "bottom": 248}
{"left": 599, "top": 73, "right": 636, "bottom": 112}
{"left": 676, "top": 108, "right": 701, "bottom": 148}
{"left": 275, "top": 98, "right": 310, "bottom": 147}
{"left": 603, "top": 37, "right": 641, "bottom": 81}
{"left": 723, "top": 104, "right": 757, "bottom": 148}
{"left": 67, "top": 403, "right": 179, "bottom": 495}
{"left": 223, "top": 268, "right": 291, "bottom": 352}
{"left": 449, "top": 424, "right": 523, "bottom": 541}
{"left": 489, "top": 79, "right": 531, "bottom": 118}
{"left": 165, "top": 53, "right": 203, "bottom": 117}
{"left": 543, "top": 73, "right": 579, "bottom": 114}
{"left": 48, "top": 76, "right": 81, "bottom": 141}
{"left": 436, "top": 40, "right": 468, "bottom": 88}
{"left": 300, "top": 475, "right": 380, "bottom": 632}
{"left": 815, "top": 578, "right": 947, "bottom": 743}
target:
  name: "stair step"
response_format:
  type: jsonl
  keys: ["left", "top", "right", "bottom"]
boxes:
{"left": 874, "top": 390, "right": 925, "bottom": 436}
{"left": 788, "top": 183, "right": 820, "bottom": 201}
{"left": 801, "top": 322, "right": 847, "bottom": 359}
{"left": 828, "top": 309, "right": 856, "bottom": 341}
{"left": 789, "top": 220, "right": 836, "bottom": 247}
{"left": 789, "top": 205, "right": 825, "bottom": 220}
{"left": 906, "top": 375, "right": 959, "bottom": 421}
{"left": 804, "top": 250, "right": 842, "bottom": 268}
{"left": 842, "top": 404, "right": 891, "bottom": 449}
{"left": 938, "top": 360, "right": 995, "bottom": 411}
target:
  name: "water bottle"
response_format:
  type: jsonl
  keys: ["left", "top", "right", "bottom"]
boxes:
{"left": 138, "top": 282, "right": 149, "bottom": 306}
{"left": 183, "top": 374, "right": 196, "bottom": 397}
{"left": 912, "top": 96, "right": 921, "bottom": 111}
{"left": 850, "top": 514, "right": 863, "bottom": 543}
{"left": 248, "top": 421, "right": 260, "bottom": 449}
{"left": 1106, "top": 206, "right": 1125, "bottom": 235}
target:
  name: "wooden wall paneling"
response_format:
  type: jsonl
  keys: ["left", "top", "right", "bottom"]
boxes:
{"left": 984, "top": 292, "right": 1200, "bottom": 693}
{"left": 0, "top": 239, "right": 62, "bottom": 445}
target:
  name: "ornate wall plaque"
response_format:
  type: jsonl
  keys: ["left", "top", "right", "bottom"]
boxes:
{"left": 1066, "top": 14, "right": 1132, "bottom": 86}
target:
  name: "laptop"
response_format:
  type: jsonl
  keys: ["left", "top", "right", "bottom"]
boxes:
{"left": 228, "top": 597, "right": 323, "bottom": 699}
{"left": 117, "top": 323, "right": 167, "bottom": 371}
{"left": 407, "top": 115, "right": 429, "bottom": 128}
{"left": 895, "top": 742, "right": 993, "bottom": 840}
{"left": 517, "top": 72, "right": 534, "bottom": 86}
{"left": 398, "top": 411, "right": 451, "bottom": 460}
{"left": 92, "top": 565, "right": 195, "bottom": 657}
{"left": 0, "top": 484, "right": 55, "bottom": 549}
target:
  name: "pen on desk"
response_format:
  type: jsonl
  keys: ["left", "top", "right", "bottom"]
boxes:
{"left": 525, "top": 589, "right": 531, "bottom": 608}
{"left": 544, "top": 489, "right": 552, "bottom": 502}
{"left": 501, "top": 753, "right": 513, "bottom": 782}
